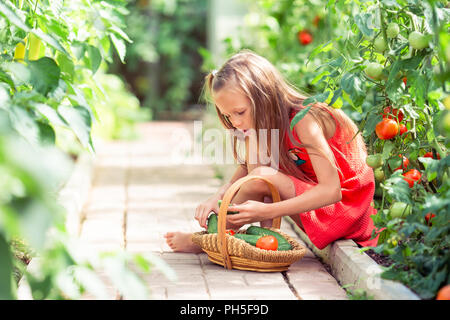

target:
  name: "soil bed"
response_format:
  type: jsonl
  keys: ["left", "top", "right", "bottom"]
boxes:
{"left": 364, "top": 249, "right": 394, "bottom": 268}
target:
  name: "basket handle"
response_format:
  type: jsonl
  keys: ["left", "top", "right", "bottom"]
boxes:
{"left": 217, "top": 175, "right": 282, "bottom": 270}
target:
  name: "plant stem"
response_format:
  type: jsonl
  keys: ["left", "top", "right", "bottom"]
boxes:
{"left": 378, "top": 2, "right": 388, "bottom": 47}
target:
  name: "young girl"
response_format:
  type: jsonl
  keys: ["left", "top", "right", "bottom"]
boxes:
{"left": 164, "top": 50, "right": 379, "bottom": 252}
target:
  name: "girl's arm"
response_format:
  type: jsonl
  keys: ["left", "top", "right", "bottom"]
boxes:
{"left": 196, "top": 164, "right": 248, "bottom": 229}
{"left": 266, "top": 113, "right": 342, "bottom": 218}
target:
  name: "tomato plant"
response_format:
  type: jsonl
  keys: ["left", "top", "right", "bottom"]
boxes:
{"left": 382, "top": 106, "right": 404, "bottom": 122}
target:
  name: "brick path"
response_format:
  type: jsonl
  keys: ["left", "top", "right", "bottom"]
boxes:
{"left": 79, "top": 122, "right": 348, "bottom": 300}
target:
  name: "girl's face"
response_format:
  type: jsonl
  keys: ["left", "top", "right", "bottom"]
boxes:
{"left": 213, "top": 85, "right": 254, "bottom": 132}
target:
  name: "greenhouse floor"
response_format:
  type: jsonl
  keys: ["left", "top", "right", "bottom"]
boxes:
{"left": 78, "top": 121, "right": 348, "bottom": 300}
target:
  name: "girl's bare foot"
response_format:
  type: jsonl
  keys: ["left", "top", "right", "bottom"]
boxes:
{"left": 164, "top": 232, "right": 203, "bottom": 253}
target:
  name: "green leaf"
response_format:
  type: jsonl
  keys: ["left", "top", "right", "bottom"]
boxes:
{"left": 85, "top": 45, "right": 102, "bottom": 74}
{"left": 329, "top": 88, "right": 343, "bottom": 107}
{"left": 354, "top": 13, "right": 374, "bottom": 37}
{"left": 341, "top": 73, "right": 364, "bottom": 107}
{"left": 57, "top": 105, "right": 93, "bottom": 152}
{"left": 30, "top": 29, "right": 68, "bottom": 55}
{"left": 0, "top": 69, "right": 15, "bottom": 90}
{"left": 382, "top": 140, "right": 395, "bottom": 161}
{"left": 72, "top": 266, "right": 109, "bottom": 299}
{"left": 11, "top": 197, "right": 54, "bottom": 251}
{"left": 56, "top": 53, "right": 75, "bottom": 81}
{"left": 110, "top": 33, "right": 126, "bottom": 63}
{"left": 311, "top": 71, "right": 330, "bottom": 85}
{"left": 290, "top": 105, "right": 312, "bottom": 131}
{"left": 71, "top": 41, "right": 86, "bottom": 61}
{"left": 8, "top": 106, "right": 40, "bottom": 145}
{"left": 102, "top": 255, "right": 149, "bottom": 300}
{"left": 29, "top": 57, "right": 61, "bottom": 96}
{"left": 0, "top": 235, "right": 16, "bottom": 300}
{"left": 37, "top": 121, "right": 55, "bottom": 145}
{"left": 3, "top": 62, "right": 31, "bottom": 86}
{"left": 363, "top": 113, "right": 382, "bottom": 137}
{"left": 411, "top": 75, "right": 427, "bottom": 109}
{"left": 0, "top": 2, "right": 30, "bottom": 32}
{"left": 34, "top": 103, "right": 67, "bottom": 127}
{"left": 308, "top": 40, "right": 334, "bottom": 62}
{"left": 382, "top": 172, "right": 412, "bottom": 204}
{"left": 108, "top": 26, "right": 133, "bottom": 43}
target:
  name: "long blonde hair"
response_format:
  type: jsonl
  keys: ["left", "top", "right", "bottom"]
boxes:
{"left": 202, "top": 49, "right": 368, "bottom": 184}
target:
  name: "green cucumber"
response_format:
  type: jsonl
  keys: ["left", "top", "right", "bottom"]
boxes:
{"left": 233, "top": 233, "right": 262, "bottom": 246}
{"left": 218, "top": 200, "right": 239, "bottom": 214}
{"left": 246, "top": 226, "right": 292, "bottom": 251}
{"left": 207, "top": 213, "right": 218, "bottom": 234}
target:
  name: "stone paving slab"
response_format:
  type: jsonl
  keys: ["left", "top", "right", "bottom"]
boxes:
{"left": 77, "top": 122, "right": 348, "bottom": 300}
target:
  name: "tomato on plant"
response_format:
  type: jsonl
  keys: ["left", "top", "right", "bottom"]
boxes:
{"left": 298, "top": 30, "right": 313, "bottom": 45}
{"left": 425, "top": 213, "right": 436, "bottom": 226}
{"left": 423, "top": 151, "right": 441, "bottom": 160}
{"left": 402, "top": 169, "right": 421, "bottom": 188}
{"left": 399, "top": 123, "right": 407, "bottom": 136}
{"left": 387, "top": 22, "right": 400, "bottom": 38}
{"left": 409, "top": 31, "right": 429, "bottom": 50}
{"left": 374, "top": 167, "right": 385, "bottom": 182}
{"left": 374, "top": 37, "right": 387, "bottom": 53}
{"left": 393, "top": 155, "right": 409, "bottom": 172}
{"left": 389, "top": 202, "right": 412, "bottom": 218}
{"left": 376, "top": 118, "right": 399, "bottom": 140}
{"left": 382, "top": 106, "right": 404, "bottom": 122}
{"left": 365, "top": 62, "right": 383, "bottom": 80}
{"left": 366, "top": 154, "right": 383, "bottom": 168}
{"left": 256, "top": 235, "right": 278, "bottom": 251}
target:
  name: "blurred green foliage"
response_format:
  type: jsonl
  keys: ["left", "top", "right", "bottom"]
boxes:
{"left": 0, "top": 0, "right": 171, "bottom": 299}
{"left": 110, "top": 0, "right": 207, "bottom": 119}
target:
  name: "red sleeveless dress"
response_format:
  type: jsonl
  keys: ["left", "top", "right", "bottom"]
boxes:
{"left": 284, "top": 108, "right": 379, "bottom": 250}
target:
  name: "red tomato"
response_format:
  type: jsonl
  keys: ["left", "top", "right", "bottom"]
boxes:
{"left": 423, "top": 151, "right": 441, "bottom": 160}
{"left": 402, "top": 169, "right": 422, "bottom": 188}
{"left": 394, "top": 155, "right": 409, "bottom": 172}
{"left": 425, "top": 213, "right": 436, "bottom": 226}
{"left": 376, "top": 118, "right": 399, "bottom": 140}
{"left": 256, "top": 235, "right": 278, "bottom": 251}
{"left": 382, "top": 106, "right": 404, "bottom": 122}
{"left": 298, "top": 30, "right": 313, "bottom": 45}
{"left": 399, "top": 123, "right": 408, "bottom": 136}
{"left": 225, "top": 229, "right": 235, "bottom": 236}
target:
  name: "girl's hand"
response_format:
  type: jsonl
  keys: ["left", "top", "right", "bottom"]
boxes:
{"left": 226, "top": 200, "right": 271, "bottom": 226}
{"left": 195, "top": 196, "right": 220, "bottom": 229}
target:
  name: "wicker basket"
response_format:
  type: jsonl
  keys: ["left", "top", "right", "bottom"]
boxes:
{"left": 192, "top": 175, "right": 307, "bottom": 272}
